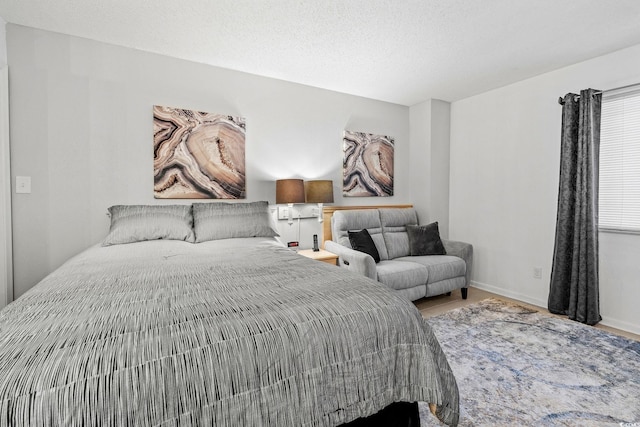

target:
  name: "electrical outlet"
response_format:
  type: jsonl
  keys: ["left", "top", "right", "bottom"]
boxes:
{"left": 277, "top": 206, "right": 290, "bottom": 220}
{"left": 277, "top": 205, "right": 318, "bottom": 220}
{"left": 533, "top": 267, "right": 542, "bottom": 279}
{"left": 16, "top": 176, "right": 31, "bottom": 194}
{"left": 294, "top": 205, "right": 317, "bottom": 219}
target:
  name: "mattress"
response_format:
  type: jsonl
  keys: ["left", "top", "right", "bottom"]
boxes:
{"left": 0, "top": 238, "right": 459, "bottom": 426}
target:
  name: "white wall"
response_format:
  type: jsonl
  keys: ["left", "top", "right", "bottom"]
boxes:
{"left": 450, "top": 43, "right": 640, "bottom": 334}
{"left": 0, "top": 18, "right": 6, "bottom": 67}
{"left": 409, "top": 99, "right": 451, "bottom": 237}
{"left": 7, "top": 24, "right": 411, "bottom": 298}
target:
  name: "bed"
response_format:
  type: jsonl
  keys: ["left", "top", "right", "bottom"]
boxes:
{"left": 0, "top": 202, "right": 459, "bottom": 426}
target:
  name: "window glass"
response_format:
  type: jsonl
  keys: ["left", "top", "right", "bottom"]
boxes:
{"left": 599, "top": 88, "right": 640, "bottom": 232}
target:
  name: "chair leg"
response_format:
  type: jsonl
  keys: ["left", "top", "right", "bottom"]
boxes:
{"left": 461, "top": 288, "right": 468, "bottom": 299}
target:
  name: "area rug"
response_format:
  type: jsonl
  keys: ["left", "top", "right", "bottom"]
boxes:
{"left": 418, "top": 298, "right": 640, "bottom": 426}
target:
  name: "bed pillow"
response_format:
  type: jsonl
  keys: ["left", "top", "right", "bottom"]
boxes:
{"left": 407, "top": 222, "right": 447, "bottom": 256}
{"left": 348, "top": 228, "right": 380, "bottom": 263}
{"left": 192, "top": 201, "right": 279, "bottom": 242}
{"left": 103, "top": 204, "right": 195, "bottom": 246}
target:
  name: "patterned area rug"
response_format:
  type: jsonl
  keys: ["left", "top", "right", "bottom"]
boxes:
{"left": 419, "top": 298, "right": 640, "bottom": 426}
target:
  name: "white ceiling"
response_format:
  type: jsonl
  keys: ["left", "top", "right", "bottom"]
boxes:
{"left": 2, "top": 0, "right": 640, "bottom": 106}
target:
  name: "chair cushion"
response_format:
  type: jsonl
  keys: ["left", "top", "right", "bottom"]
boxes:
{"left": 348, "top": 229, "right": 380, "bottom": 263}
{"left": 395, "top": 255, "right": 466, "bottom": 284}
{"left": 425, "top": 277, "right": 466, "bottom": 298}
{"left": 379, "top": 208, "right": 418, "bottom": 259}
{"left": 407, "top": 222, "right": 447, "bottom": 256}
{"left": 332, "top": 209, "right": 389, "bottom": 260}
{"left": 375, "top": 260, "right": 428, "bottom": 291}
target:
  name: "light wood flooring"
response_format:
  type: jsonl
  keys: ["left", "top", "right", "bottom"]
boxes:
{"left": 414, "top": 287, "right": 640, "bottom": 342}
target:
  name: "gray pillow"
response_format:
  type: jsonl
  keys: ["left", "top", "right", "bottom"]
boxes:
{"left": 407, "top": 222, "right": 447, "bottom": 256}
{"left": 103, "top": 204, "right": 195, "bottom": 246}
{"left": 192, "top": 201, "right": 279, "bottom": 242}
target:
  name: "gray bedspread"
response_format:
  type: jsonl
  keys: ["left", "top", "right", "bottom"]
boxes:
{"left": 0, "top": 238, "right": 459, "bottom": 426}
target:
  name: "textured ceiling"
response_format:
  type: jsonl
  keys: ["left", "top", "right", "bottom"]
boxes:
{"left": 2, "top": 0, "right": 640, "bottom": 106}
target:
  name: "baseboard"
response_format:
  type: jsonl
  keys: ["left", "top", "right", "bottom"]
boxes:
{"left": 598, "top": 316, "right": 640, "bottom": 336}
{"left": 470, "top": 280, "right": 640, "bottom": 336}
{"left": 470, "top": 280, "right": 547, "bottom": 308}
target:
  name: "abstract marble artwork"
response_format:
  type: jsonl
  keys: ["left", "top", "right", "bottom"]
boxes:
{"left": 153, "top": 105, "right": 246, "bottom": 199}
{"left": 343, "top": 130, "right": 394, "bottom": 197}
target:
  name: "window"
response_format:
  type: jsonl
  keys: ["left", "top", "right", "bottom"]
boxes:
{"left": 599, "top": 88, "right": 640, "bottom": 233}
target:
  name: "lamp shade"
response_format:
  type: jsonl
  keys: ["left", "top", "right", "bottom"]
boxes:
{"left": 305, "top": 180, "right": 334, "bottom": 203}
{"left": 276, "top": 179, "right": 305, "bottom": 204}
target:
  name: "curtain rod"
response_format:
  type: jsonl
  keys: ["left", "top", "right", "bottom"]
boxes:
{"left": 557, "top": 82, "right": 640, "bottom": 105}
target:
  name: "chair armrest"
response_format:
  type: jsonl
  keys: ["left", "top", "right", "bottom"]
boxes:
{"left": 324, "top": 241, "right": 377, "bottom": 280}
{"left": 442, "top": 239, "right": 473, "bottom": 287}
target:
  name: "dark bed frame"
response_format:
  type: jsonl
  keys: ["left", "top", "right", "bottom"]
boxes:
{"left": 342, "top": 402, "right": 420, "bottom": 427}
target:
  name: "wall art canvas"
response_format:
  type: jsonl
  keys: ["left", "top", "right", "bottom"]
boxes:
{"left": 343, "top": 130, "right": 394, "bottom": 197}
{"left": 153, "top": 105, "right": 246, "bottom": 199}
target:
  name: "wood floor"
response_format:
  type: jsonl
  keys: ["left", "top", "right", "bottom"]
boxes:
{"left": 414, "top": 287, "right": 640, "bottom": 342}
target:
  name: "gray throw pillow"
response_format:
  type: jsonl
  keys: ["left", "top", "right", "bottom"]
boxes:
{"left": 192, "top": 201, "right": 279, "bottom": 242}
{"left": 348, "top": 228, "right": 380, "bottom": 263}
{"left": 407, "top": 222, "right": 447, "bottom": 256}
{"left": 103, "top": 204, "right": 195, "bottom": 246}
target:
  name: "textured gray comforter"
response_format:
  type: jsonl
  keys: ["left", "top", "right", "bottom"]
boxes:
{"left": 0, "top": 238, "right": 459, "bottom": 426}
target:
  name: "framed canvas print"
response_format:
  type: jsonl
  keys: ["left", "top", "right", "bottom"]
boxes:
{"left": 153, "top": 105, "right": 246, "bottom": 199}
{"left": 343, "top": 130, "right": 394, "bottom": 197}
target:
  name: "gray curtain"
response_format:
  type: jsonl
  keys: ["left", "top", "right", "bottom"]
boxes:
{"left": 548, "top": 88, "right": 602, "bottom": 325}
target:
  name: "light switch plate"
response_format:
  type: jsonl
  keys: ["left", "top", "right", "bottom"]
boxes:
{"left": 276, "top": 206, "right": 287, "bottom": 220}
{"left": 16, "top": 176, "right": 31, "bottom": 194}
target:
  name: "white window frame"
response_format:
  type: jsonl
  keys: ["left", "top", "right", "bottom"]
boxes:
{"left": 599, "top": 87, "right": 640, "bottom": 234}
